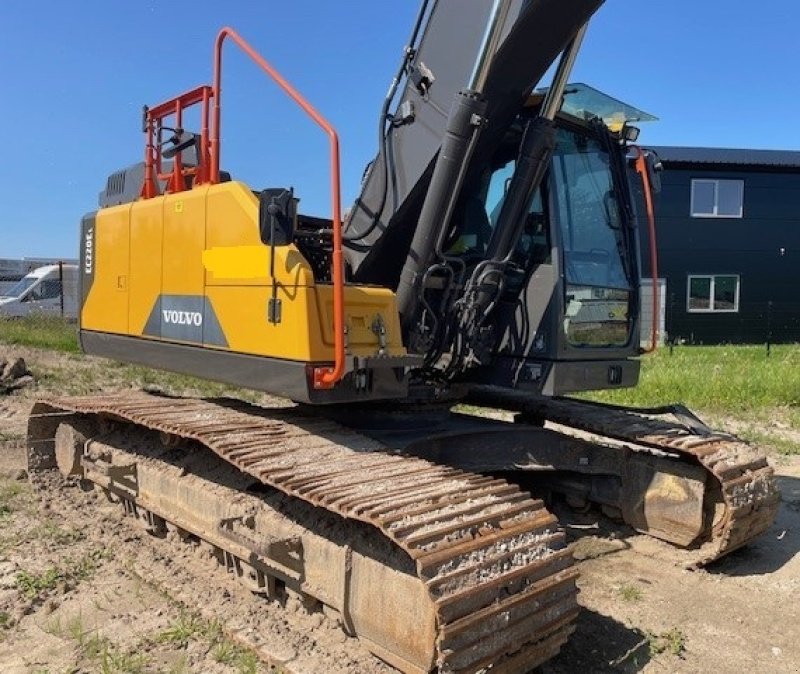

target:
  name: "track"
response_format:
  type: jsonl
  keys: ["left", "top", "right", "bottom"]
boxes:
{"left": 467, "top": 390, "right": 781, "bottom": 566}
{"left": 27, "top": 391, "right": 580, "bottom": 674}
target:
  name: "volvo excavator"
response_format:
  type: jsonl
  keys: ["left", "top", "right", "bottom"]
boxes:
{"left": 27, "top": 1, "right": 780, "bottom": 672}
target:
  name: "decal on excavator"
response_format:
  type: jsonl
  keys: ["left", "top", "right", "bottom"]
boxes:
{"left": 79, "top": 213, "right": 96, "bottom": 309}
{"left": 142, "top": 295, "right": 228, "bottom": 347}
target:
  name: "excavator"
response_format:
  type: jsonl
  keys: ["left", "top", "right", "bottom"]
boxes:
{"left": 27, "top": 1, "right": 780, "bottom": 672}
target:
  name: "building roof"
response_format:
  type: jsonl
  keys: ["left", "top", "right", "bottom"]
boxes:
{"left": 649, "top": 146, "right": 800, "bottom": 168}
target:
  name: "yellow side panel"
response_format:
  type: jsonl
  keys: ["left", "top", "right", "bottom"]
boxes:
{"left": 317, "top": 285, "right": 406, "bottom": 357}
{"left": 128, "top": 198, "right": 163, "bottom": 333}
{"left": 204, "top": 285, "right": 319, "bottom": 361}
{"left": 204, "top": 181, "right": 314, "bottom": 288}
{"left": 86, "top": 180, "right": 406, "bottom": 364}
{"left": 82, "top": 205, "right": 130, "bottom": 334}
{"left": 162, "top": 188, "right": 209, "bottom": 296}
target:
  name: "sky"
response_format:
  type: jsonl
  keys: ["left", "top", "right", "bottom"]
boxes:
{"left": 1, "top": 0, "right": 799, "bottom": 259}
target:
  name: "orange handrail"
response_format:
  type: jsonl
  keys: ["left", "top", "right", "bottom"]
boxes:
{"left": 141, "top": 85, "right": 214, "bottom": 199}
{"left": 633, "top": 146, "right": 660, "bottom": 353}
{"left": 211, "top": 27, "right": 345, "bottom": 389}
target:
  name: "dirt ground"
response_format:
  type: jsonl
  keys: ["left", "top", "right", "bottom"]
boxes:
{"left": 0, "top": 346, "right": 798, "bottom": 674}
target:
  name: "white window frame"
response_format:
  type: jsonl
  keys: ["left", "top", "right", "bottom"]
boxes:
{"left": 686, "top": 274, "right": 740, "bottom": 313}
{"left": 690, "top": 179, "right": 744, "bottom": 218}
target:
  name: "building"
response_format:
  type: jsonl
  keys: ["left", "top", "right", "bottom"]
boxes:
{"left": 640, "top": 146, "right": 800, "bottom": 344}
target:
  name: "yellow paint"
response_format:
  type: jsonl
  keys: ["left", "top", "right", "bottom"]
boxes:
{"left": 82, "top": 179, "right": 406, "bottom": 366}
{"left": 162, "top": 188, "right": 208, "bottom": 296}
{"left": 203, "top": 245, "right": 271, "bottom": 280}
{"left": 205, "top": 182, "right": 314, "bottom": 287}
{"left": 82, "top": 203, "right": 131, "bottom": 334}
{"left": 128, "top": 197, "right": 163, "bottom": 333}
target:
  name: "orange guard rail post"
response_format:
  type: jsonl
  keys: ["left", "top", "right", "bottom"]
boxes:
{"left": 211, "top": 27, "right": 346, "bottom": 389}
{"left": 633, "top": 146, "right": 660, "bottom": 354}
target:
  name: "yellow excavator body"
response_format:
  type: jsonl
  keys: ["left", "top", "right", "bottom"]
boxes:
{"left": 82, "top": 180, "right": 405, "bottom": 365}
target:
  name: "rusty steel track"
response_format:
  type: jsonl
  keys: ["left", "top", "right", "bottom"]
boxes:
{"left": 468, "top": 390, "right": 781, "bottom": 566}
{"left": 28, "top": 391, "right": 579, "bottom": 674}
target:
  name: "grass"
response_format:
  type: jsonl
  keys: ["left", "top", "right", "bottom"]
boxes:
{"left": 585, "top": 344, "right": 800, "bottom": 413}
{"left": 647, "top": 627, "right": 687, "bottom": 658}
{"left": 156, "top": 612, "right": 207, "bottom": 647}
{"left": 0, "top": 316, "right": 78, "bottom": 352}
{"left": 0, "top": 315, "right": 260, "bottom": 399}
{"left": 15, "top": 567, "right": 62, "bottom": 599}
{"left": 46, "top": 612, "right": 147, "bottom": 673}
{"left": 31, "top": 350, "right": 259, "bottom": 401}
{"left": 738, "top": 429, "right": 799, "bottom": 457}
{"left": 618, "top": 583, "right": 644, "bottom": 602}
{"left": 15, "top": 549, "right": 112, "bottom": 601}
{"left": 156, "top": 611, "right": 260, "bottom": 673}
{"left": 0, "top": 481, "right": 26, "bottom": 503}
{"left": 0, "top": 482, "right": 28, "bottom": 523}
{"left": 97, "top": 643, "right": 147, "bottom": 674}
{"left": 582, "top": 344, "right": 800, "bottom": 455}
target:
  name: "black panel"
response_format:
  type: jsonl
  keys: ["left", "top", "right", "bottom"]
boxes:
{"left": 640, "top": 163, "right": 800, "bottom": 343}
{"left": 78, "top": 212, "right": 96, "bottom": 339}
{"left": 80, "top": 331, "right": 410, "bottom": 405}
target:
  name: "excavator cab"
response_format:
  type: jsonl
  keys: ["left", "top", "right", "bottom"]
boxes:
{"left": 393, "top": 86, "right": 658, "bottom": 396}
{"left": 457, "top": 97, "right": 656, "bottom": 395}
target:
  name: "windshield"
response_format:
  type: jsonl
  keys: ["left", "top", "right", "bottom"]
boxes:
{"left": 3, "top": 276, "right": 36, "bottom": 299}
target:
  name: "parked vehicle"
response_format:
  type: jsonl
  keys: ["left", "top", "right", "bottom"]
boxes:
{"left": 0, "top": 264, "right": 78, "bottom": 318}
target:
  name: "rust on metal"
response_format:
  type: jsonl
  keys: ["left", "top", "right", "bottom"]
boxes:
{"left": 28, "top": 391, "right": 579, "bottom": 674}
{"left": 470, "top": 392, "right": 781, "bottom": 566}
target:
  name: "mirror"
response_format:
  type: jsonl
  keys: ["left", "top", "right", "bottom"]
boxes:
{"left": 259, "top": 188, "right": 297, "bottom": 246}
{"left": 644, "top": 150, "right": 662, "bottom": 194}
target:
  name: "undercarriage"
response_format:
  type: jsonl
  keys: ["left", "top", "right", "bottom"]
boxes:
{"left": 26, "top": 390, "right": 778, "bottom": 673}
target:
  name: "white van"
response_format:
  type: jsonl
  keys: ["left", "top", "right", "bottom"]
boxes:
{"left": 0, "top": 264, "right": 79, "bottom": 319}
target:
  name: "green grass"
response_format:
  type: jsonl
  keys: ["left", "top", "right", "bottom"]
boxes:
{"left": 0, "top": 482, "right": 30, "bottom": 522}
{"left": 14, "top": 549, "right": 112, "bottom": 601}
{"left": 582, "top": 345, "right": 800, "bottom": 456}
{"left": 584, "top": 345, "right": 800, "bottom": 413}
{"left": 0, "top": 316, "right": 78, "bottom": 352}
{"left": 739, "top": 430, "right": 799, "bottom": 456}
{"left": 618, "top": 583, "right": 644, "bottom": 602}
{"left": 15, "top": 568, "right": 62, "bottom": 599}
{"left": 155, "top": 612, "right": 261, "bottom": 673}
{"left": 156, "top": 612, "right": 207, "bottom": 647}
{"left": 647, "top": 627, "right": 687, "bottom": 658}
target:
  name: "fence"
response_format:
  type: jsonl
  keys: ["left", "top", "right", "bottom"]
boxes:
{"left": 663, "top": 294, "right": 799, "bottom": 351}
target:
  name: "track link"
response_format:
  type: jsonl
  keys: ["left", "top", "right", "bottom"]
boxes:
{"left": 468, "top": 390, "right": 780, "bottom": 566}
{"left": 28, "top": 391, "right": 579, "bottom": 674}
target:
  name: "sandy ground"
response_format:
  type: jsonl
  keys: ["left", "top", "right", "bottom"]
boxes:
{"left": 0, "top": 345, "right": 798, "bottom": 674}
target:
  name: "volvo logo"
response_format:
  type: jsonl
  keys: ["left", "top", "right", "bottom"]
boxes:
{"left": 162, "top": 310, "right": 203, "bottom": 327}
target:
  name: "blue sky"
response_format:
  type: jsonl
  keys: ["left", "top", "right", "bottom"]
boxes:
{"left": 1, "top": 0, "right": 798, "bottom": 259}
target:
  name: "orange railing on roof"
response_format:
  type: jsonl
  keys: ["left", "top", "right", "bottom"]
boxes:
{"left": 141, "top": 85, "right": 214, "bottom": 198}
{"left": 139, "top": 28, "right": 345, "bottom": 389}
